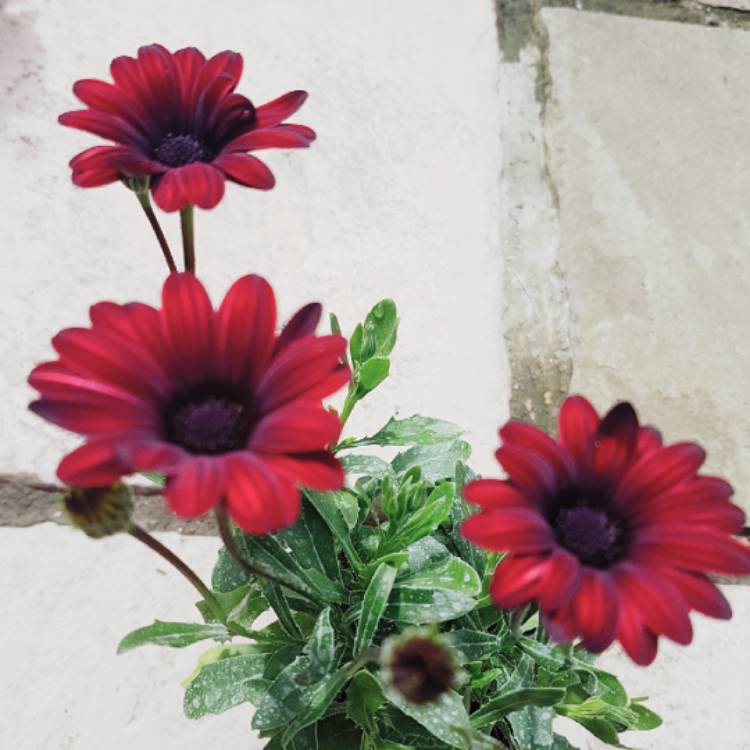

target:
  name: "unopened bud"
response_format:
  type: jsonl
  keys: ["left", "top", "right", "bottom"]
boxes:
{"left": 60, "top": 483, "right": 133, "bottom": 539}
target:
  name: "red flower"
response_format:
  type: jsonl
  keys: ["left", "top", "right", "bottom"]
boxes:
{"left": 59, "top": 44, "right": 315, "bottom": 211}
{"left": 461, "top": 396, "right": 750, "bottom": 665}
{"left": 28, "top": 273, "right": 349, "bottom": 534}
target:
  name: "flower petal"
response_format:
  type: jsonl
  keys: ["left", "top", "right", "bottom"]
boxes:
{"left": 250, "top": 403, "right": 342, "bottom": 453}
{"left": 462, "top": 479, "right": 534, "bottom": 511}
{"left": 260, "top": 451, "right": 344, "bottom": 491}
{"left": 571, "top": 569, "right": 618, "bottom": 653}
{"left": 214, "top": 153, "right": 275, "bottom": 189}
{"left": 151, "top": 163, "right": 226, "bottom": 211}
{"left": 274, "top": 302, "right": 322, "bottom": 355}
{"left": 57, "top": 437, "right": 128, "bottom": 486}
{"left": 165, "top": 456, "right": 227, "bottom": 518}
{"left": 254, "top": 90, "right": 308, "bottom": 128}
{"left": 215, "top": 274, "right": 277, "bottom": 385}
{"left": 226, "top": 456, "right": 300, "bottom": 534}
{"left": 558, "top": 395, "right": 599, "bottom": 470}
{"left": 461, "top": 508, "right": 554, "bottom": 554}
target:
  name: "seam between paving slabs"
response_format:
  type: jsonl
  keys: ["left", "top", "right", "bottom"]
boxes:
{"left": 543, "top": 0, "right": 750, "bottom": 29}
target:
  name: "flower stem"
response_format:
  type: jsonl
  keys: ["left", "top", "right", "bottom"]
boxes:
{"left": 180, "top": 204, "right": 195, "bottom": 273}
{"left": 214, "top": 503, "right": 315, "bottom": 602}
{"left": 338, "top": 389, "right": 357, "bottom": 428}
{"left": 135, "top": 190, "right": 177, "bottom": 272}
{"left": 129, "top": 523, "right": 227, "bottom": 625}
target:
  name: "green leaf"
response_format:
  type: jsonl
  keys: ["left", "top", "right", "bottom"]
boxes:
{"left": 317, "top": 715, "right": 363, "bottom": 750}
{"left": 117, "top": 620, "right": 228, "bottom": 653}
{"left": 347, "top": 670, "right": 384, "bottom": 733}
{"left": 378, "top": 484, "right": 454, "bottom": 556}
{"left": 396, "top": 555, "right": 481, "bottom": 597}
{"left": 384, "top": 586, "right": 477, "bottom": 625}
{"left": 305, "top": 606, "right": 337, "bottom": 678}
{"left": 392, "top": 441, "right": 471, "bottom": 483}
{"left": 470, "top": 688, "right": 566, "bottom": 728}
{"left": 183, "top": 653, "right": 268, "bottom": 718}
{"left": 358, "top": 356, "right": 390, "bottom": 392}
{"left": 211, "top": 547, "right": 250, "bottom": 593}
{"left": 330, "top": 312, "right": 342, "bottom": 336}
{"left": 507, "top": 706, "right": 556, "bottom": 750}
{"left": 361, "top": 299, "right": 398, "bottom": 360}
{"left": 383, "top": 681, "right": 495, "bottom": 749}
{"left": 281, "top": 661, "right": 354, "bottom": 746}
{"left": 551, "top": 735, "right": 579, "bottom": 750}
{"left": 350, "top": 323, "right": 364, "bottom": 364}
{"left": 341, "top": 454, "right": 395, "bottom": 480}
{"left": 630, "top": 704, "right": 661, "bottom": 730}
{"left": 252, "top": 653, "right": 315, "bottom": 732}
{"left": 518, "top": 638, "right": 569, "bottom": 671}
{"left": 235, "top": 532, "right": 324, "bottom": 600}
{"left": 278, "top": 500, "right": 342, "bottom": 585}
{"left": 305, "top": 490, "right": 363, "bottom": 569}
{"left": 351, "top": 415, "right": 464, "bottom": 448}
{"left": 354, "top": 563, "right": 398, "bottom": 654}
{"left": 451, "top": 630, "right": 507, "bottom": 664}
{"left": 260, "top": 580, "right": 303, "bottom": 639}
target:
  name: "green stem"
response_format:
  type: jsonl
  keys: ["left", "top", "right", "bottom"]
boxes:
{"left": 338, "top": 388, "right": 358, "bottom": 427}
{"left": 180, "top": 204, "right": 195, "bottom": 273}
{"left": 129, "top": 524, "right": 227, "bottom": 625}
{"left": 135, "top": 190, "right": 177, "bottom": 272}
{"left": 214, "top": 503, "right": 316, "bottom": 602}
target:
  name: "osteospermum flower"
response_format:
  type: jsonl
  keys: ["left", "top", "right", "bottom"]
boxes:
{"left": 461, "top": 396, "right": 750, "bottom": 665}
{"left": 59, "top": 44, "right": 315, "bottom": 211}
{"left": 28, "top": 273, "right": 349, "bottom": 534}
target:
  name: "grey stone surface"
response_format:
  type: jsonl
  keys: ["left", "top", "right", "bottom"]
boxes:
{"left": 543, "top": 7, "right": 750, "bottom": 513}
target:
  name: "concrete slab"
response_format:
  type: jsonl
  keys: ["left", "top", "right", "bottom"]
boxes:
{"left": 4, "top": 523, "right": 749, "bottom": 749}
{"left": 542, "top": 7, "right": 750, "bottom": 512}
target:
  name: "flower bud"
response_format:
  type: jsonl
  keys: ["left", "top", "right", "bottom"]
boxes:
{"left": 60, "top": 483, "right": 133, "bottom": 539}
{"left": 381, "top": 628, "right": 457, "bottom": 705}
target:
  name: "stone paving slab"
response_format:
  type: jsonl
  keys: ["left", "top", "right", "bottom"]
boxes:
{"left": 542, "top": 7, "right": 750, "bottom": 513}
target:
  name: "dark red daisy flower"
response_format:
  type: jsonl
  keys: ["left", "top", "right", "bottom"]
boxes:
{"left": 59, "top": 44, "right": 316, "bottom": 211}
{"left": 461, "top": 396, "right": 750, "bottom": 665}
{"left": 28, "top": 273, "right": 349, "bottom": 534}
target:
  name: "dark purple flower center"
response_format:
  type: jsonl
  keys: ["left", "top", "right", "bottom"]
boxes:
{"left": 389, "top": 637, "right": 454, "bottom": 705}
{"left": 154, "top": 134, "right": 206, "bottom": 167}
{"left": 554, "top": 506, "right": 623, "bottom": 568}
{"left": 171, "top": 396, "right": 250, "bottom": 454}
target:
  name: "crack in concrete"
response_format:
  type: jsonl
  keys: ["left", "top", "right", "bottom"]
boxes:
{"left": 0, "top": 474, "right": 218, "bottom": 535}
{"left": 542, "top": 0, "right": 750, "bottom": 29}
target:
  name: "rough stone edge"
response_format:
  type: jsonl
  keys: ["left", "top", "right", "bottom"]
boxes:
{"left": 543, "top": 0, "right": 750, "bottom": 29}
{"left": 495, "top": 0, "right": 573, "bottom": 435}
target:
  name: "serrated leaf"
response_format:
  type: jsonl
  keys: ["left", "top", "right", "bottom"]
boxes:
{"left": 347, "top": 670, "right": 383, "bottom": 733}
{"left": 392, "top": 441, "right": 471, "bottom": 483}
{"left": 351, "top": 415, "right": 464, "bottom": 448}
{"left": 117, "top": 620, "right": 228, "bottom": 654}
{"left": 470, "top": 688, "right": 566, "bottom": 728}
{"left": 354, "top": 563, "right": 398, "bottom": 654}
{"left": 183, "top": 653, "right": 268, "bottom": 718}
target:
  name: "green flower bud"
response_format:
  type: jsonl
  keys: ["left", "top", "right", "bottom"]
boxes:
{"left": 59, "top": 483, "right": 133, "bottom": 539}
